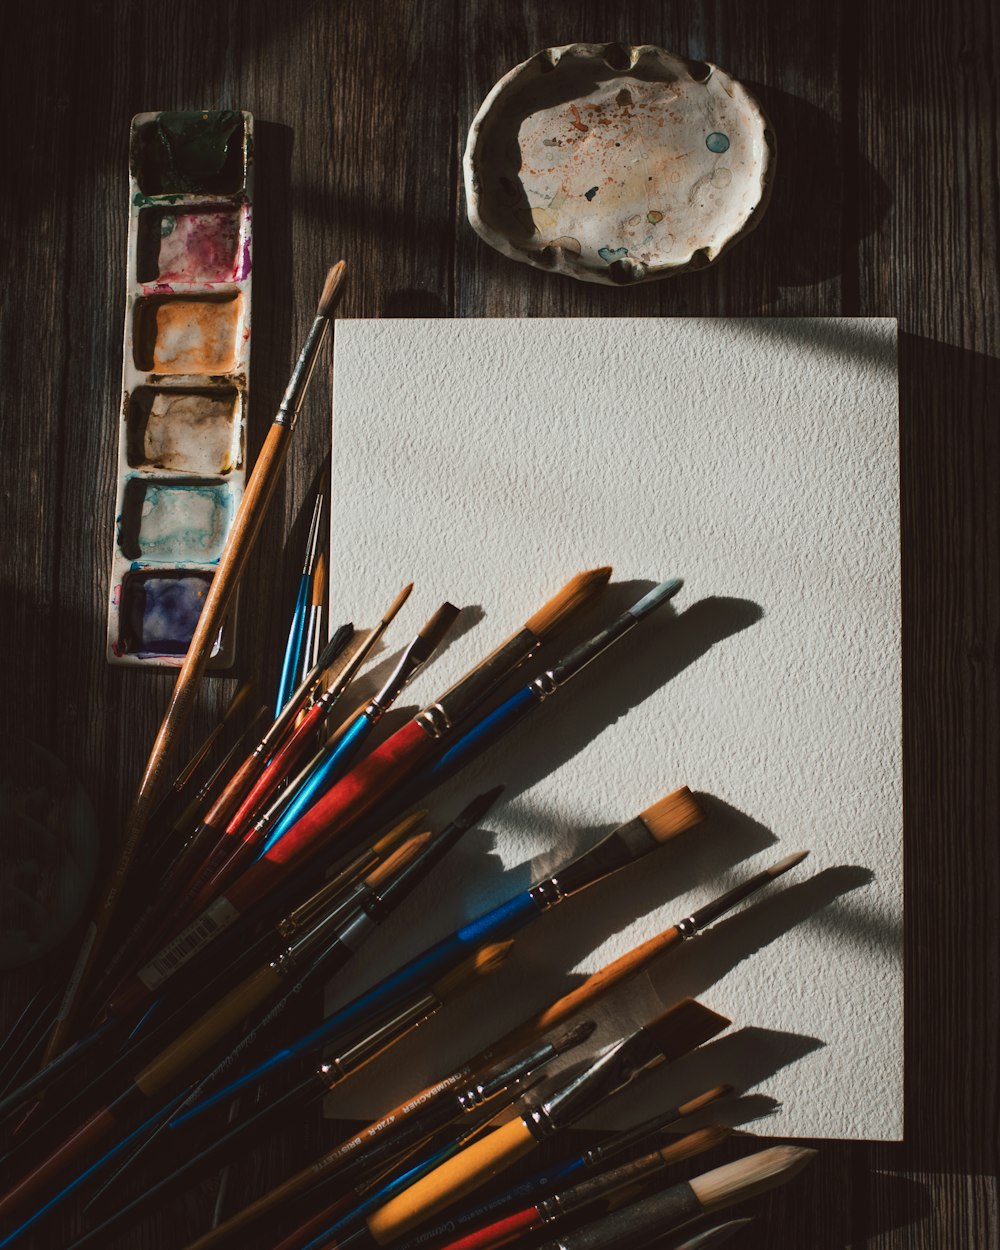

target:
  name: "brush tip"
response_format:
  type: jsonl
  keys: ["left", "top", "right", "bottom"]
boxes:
{"left": 455, "top": 786, "right": 505, "bottom": 829}
{"left": 692, "top": 1145, "right": 817, "bottom": 1211}
{"left": 768, "top": 849, "right": 809, "bottom": 876}
{"left": 317, "top": 261, "right": 348, "bottom": 316}
{"left": 645, "top": 998, "right": 730, "bottom": 1063}
{"left": 677, "top": 1083, "right": 734, "bottom": 1117}
{"left": 639, "top": 786, "right": 706, "bottom": 842}
{"left": 385, "top": 582, "right": 414, "bottom": 622}
{"left": 629, "top": 577, "right": 683, "bottom": 620}
{"left": 525, "top": 566, "right": 613, "bottom": 638}
{"left": 316, "top": 622, "right": 354, "bottom": 671}
{"left": 419, "top": 601, "right": 461, "bottom": 650}
{"left": 552, "top": 1018, "right": 598, "bottom": 1054}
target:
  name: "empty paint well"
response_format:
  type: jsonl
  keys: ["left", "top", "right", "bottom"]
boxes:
{"left": 136, "top": 206, "right": 249, "bottom": 284}
{"left": 133, "top": 293, "right": 244, "bottom": 374}
{"left": 118, "top": 570, "right": 219, "bottom": 657}
{"left": 118, "top": 480, "right": 235, "bottom": 562}
{"left": 133, "top": 110, "right": 246, "bottom": 196}
{"left": 126, "top": 387, "right": 242, "bottom": 474}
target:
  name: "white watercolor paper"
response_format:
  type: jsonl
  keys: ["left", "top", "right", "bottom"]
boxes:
{"left": 322, "top": 317, "right": 902, "bottom": 1141}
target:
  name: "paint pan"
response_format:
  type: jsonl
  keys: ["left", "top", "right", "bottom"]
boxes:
{"left": 108, "top": 111, "right": 253, "bottom": 668}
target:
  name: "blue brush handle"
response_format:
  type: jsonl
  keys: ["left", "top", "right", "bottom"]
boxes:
{"left": 259, "top": 710, "right": 374, "bottom": 857}
{"left": 170, "top": 889, "right": 540, "bottom": 1127}
{"left": 275, "top": 574, "right": 311, "bottom": 715}
{"left": 428, "top": 684, "right": 541, "bottom": 781}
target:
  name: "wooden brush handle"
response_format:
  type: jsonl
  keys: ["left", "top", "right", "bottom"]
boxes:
{"left": 367, "top": 1117, "right": 538, "bottom": 1244}
{"left": 41, "top": 423, "right": 292, "bottom": 1066}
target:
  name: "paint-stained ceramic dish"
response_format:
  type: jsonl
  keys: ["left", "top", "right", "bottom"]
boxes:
{"left": 108, "top": 110, "right": 253, "bottom": 667}
{"left": 464, "top": 44, "right": 774, "bottom": 284}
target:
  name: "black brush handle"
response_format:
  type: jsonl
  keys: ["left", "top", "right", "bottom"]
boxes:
{"left": 537, "top": 1181, "right": 701, "bottom": 1250}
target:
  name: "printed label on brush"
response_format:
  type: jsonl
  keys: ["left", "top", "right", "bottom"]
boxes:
{"left": 137, "top": 896, "right": 240, "bottom": 990}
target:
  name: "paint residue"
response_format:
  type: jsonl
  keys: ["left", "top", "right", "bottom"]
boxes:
{"left": 119, "top": 571, "right": 217, "bottom": 657}
{"left": 137, "top": 207, "right": 245, "bottom": 284}
{"left": 136, "top": 110, "right": 244, "bottom": 196}
{"left": 119, "top": 481, "right": 234, "bottom": 562}
{"left": 134, "top": 294, "right": 242, "bottom": 374}
{"left": 127, "top": 388, "right": 241, "bottom": 474}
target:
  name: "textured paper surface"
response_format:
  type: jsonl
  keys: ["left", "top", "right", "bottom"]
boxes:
{"left": 323, "top": 317, "right": 902, "bottom": 1141}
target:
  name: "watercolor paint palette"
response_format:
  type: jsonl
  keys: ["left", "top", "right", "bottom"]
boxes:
{"left": 108, "top": 111, "right": 253, "bottom": 666}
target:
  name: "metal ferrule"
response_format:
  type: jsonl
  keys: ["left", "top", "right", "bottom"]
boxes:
{"left": 456, "top": 1038, "right": 558, "bottom": 1112}
{"left": 538, "top": 1033, "right": 653, "bottom": 1130}
{"left": 323, "top": 992, "right": 440, "bottom": 1080}
{"left": 416, "top": 630, "right": 537, "bottom": 737}
{"left": 285, "top": 898, "right": 370, "bottom": 963}
{"left": 276, "top": 315, "right": 330, "bottom": 426}
{"left": 280, "top": 867, "right": 373, "bottom": 937}
{"left": 374, "top": 638, "right": 427, "bottom": 712}
{"left": 675, "top": 915, "right": 700, "bottom": 939}
{"left": 527, "top": 877, "right": 567, "bottom": 911}
{"left": 269, "top": 951, "right": 296, "bottom": 980}
{"left": 529, "top": 670, "right": 560, "bottom": 700}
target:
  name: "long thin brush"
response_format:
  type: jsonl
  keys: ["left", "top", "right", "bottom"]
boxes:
{"left": 166, "top": 788, "right": 704, "bottom": 1128}
{"left": 302, "top": 551, "right": 327, "bottom": 680}
{"left": 60, "top": 943, "right": 517, "bottom": 1250}
{"left": 40, "top": 262, "right": 349, "bottom": 1067}
{"left": 529, "top": 1147, "right": 816, "bottom": 1250}
{"left": 111, "top": 569, "right": 611, "bottom": 1009}
{"left": 276, "top": 493, "right": 325, "bottom": 714}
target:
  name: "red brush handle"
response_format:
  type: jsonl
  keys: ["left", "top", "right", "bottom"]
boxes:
{"left": 438, "top": 1206, "right": 542, "bottom": 1250}
{"left": 222, "top": 700, "right": 326, "bottom": 838}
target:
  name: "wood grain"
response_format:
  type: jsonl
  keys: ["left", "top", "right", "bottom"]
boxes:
{"left": 0, "top": 1, "right": 996, "bottom": 1247}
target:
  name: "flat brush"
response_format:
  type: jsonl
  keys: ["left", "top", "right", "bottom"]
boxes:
{"left": 120, "top": 568, "right": 613, "bottom": 996}
{"left": 530, "top": 1146, "right": 816, "bottom": 1250}
{"left": 417, "top": 566, "right": 612, "bottom": 738}
{"left": 433, "top": 1125, "right": 731, "bottom": 1250}
{"left": 257, "top": 601, "right": 462, "bottom": 858}
{"left": 332, "top": 998, "right": 731, "bottom": 1246}
{"left": 42, "top": 262, "right": 348, "bottom": 1066}
{"left": 428, "top": 578, "right": 683, "bottom": 785}
{"left": 169, "top": 787, "right": 704, "bottom": 1126}
{"left": 62, "top": 944, "right": 516, "bottom": 1250}
{"left": 276, "top": 492, "right": 325, "bottom": 715}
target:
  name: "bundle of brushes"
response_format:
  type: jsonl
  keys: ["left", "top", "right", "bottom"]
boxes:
{"left": 0, "top": 270, "right": 817, "bottom": 1246}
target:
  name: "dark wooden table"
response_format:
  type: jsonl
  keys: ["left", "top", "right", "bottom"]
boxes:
{"left": 1, "top": 2, "right": 997, "bottom": 1247}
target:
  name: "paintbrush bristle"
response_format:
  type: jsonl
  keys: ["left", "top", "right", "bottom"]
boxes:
{"left": 366, "top": 834, "right": 432, "bottom": 890}
{"left": 315, "top": 623, "right": 354, "bottom": 674}
{"left": 660, "top": 1124, "right": 731, "bottom": 1165}
{"left": 372, "top": 810, "right": 428, "bottom": 858}
{"left": 768, "top": 849, "right": 809, "bottom": 876}
{"left": 643, "top": 998, "right": 730, "bottom": 1064}
{"left": 525, "top": 566, "right": 613, "bottom": 639}
{"left": 639, "top": 786, "right": 705, "bottom": 842}
{"left": 628, "top": 577, "right": 683, "bottom": 620}
{"left": 384, "top": 582, "right": 414, "bottom": 623}
{"left": 690, "top": 1145, "right": 817, "bottom": 1211}
{"left": 678, "top": 1084, "right": 733, "bottom": 1118}
{"left": 419, "top": 602, "right": 461, "bottom": 649}
{"left": 433, "top": 940, "right": 515, "bottom": 997}
{"left": 311, "top": 553, "right": 326, "bottom": 608}
{"left": 317, "top": 261, "right": 348, "bottom": 316}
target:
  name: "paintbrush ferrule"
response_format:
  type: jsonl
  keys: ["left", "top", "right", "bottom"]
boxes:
{"left": 277, "top": 315, "right": 331, "bottom": 426}
{"left": 322, "top": 992, "right": 441, "bottom": 1081}
{"left": 527, "top": 877, "right": 569, "bottom": 910}
{"left": 417, "top": 629, "right": 538, "bottom": 737}
{"left": 537, "top": 1028, "right": 663, "bottom": 1131}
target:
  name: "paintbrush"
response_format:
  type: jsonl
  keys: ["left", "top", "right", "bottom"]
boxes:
{"left": 276, "top": 493, "right": 325, "bottom": 714}
{"left": 307, "top": 999, "right": 731, "bottom": 1247}
{"left": 93, "top": 625, "right": 355, "bottom": 1009}
{"left": 163, "top": 787, "right": 705, "bottom": 1129}
{"left": 430, "top": 1124, "right": 732, "bottom": 1250}
{"left": 527, "top": 1146, "right": 816, "bottom": 1250}
{"left": 658, "top": 1218, "right": 754, "bottom": 1250}
{"left": 303, "top": 551, "right": 327, "bottom": 680}
{"left": 256, "top": 601, "right": 463, "bottom": 860}
{"left": 58, "top": 943, "right": 516, "bottom": 1250}
{"left": 196, "top": 601, "right": 462, "bottom": 901}
{"left": 83, "top": 793, "right": 501, "bottom": 1211}
{"left": 108, "top": 569, "right": 612, "bottom": 1009}
{"left": 382, "top": 1086, "right": 733, "bottom": 1250}
{"left": 41, "top": 263, "right": 348, "bottom": 1067}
